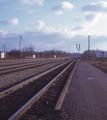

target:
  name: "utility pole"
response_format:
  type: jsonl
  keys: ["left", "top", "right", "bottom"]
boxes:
{"left": 3, "top": 44, "right": 6, "bottom": 52}
{"left": 19, "top": 36, "right": 22, "bottom": 59}
{"left": 76, "top": 44, "right": 81, "bottom": 58}
{"left": 19, "top": 36, "right": 22, "bottom": 51}
{"left": 88, "top": 36, "right": 90, "bottom": 58}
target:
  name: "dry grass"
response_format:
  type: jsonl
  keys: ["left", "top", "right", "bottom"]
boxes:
{"left": 82, "top": 58, "right": 107, "bottom": 73}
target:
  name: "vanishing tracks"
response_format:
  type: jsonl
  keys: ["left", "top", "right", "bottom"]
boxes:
{"left": 0, "top": 58, "right": 77, "bottom": 120}
{"left": 0, "top": 58, "right": 69, "bottom": 75}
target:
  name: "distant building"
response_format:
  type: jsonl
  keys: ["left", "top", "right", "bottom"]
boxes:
{"left": 0, "top": 51, "right": 6, "bottom": 59}
{"left": 53, "top": 55, "right": 56, "bottom": 58}
{"left": 25, "top": 54, "right": 36, "bottom": 59}
{"left": 33, "top": 55, "right": 35, "bottom": 58}
{"left": 96, "top": 51, "right": 107, "bottom": 58}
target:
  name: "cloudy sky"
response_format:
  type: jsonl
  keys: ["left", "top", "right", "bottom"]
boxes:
{"left": 0, "top": 0, "right": 107, "bottom": 53}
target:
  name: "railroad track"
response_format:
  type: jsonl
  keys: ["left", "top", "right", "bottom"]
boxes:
{"left": 0, "top": 59, "right": 72, "bottom": 98}
{"left": 0, "top": 58, "right": 77, "bottom": 120}
{"left": 0, "top": 58, "right": 57, "bottom": 67}
{"left": 0, "top": 59, "right": 38, "bottom": 67}
{"left": 0, "top": 58, "right": 70, "bottom": 75}
{"left": 0, "top": 58, "right": 52, "bottom": 63}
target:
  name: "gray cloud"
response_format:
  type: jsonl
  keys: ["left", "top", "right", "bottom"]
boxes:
{"left": 0, "top": 0, "right": 44, "bottom": 6}
{"left": 82, "top": 2, "right": 107, "bottom": 13}
{"left": 51, "top": 2, "right": 73, "bottom": 14}
{"left": 1, "top": 27, "right": 107, "bottom": 53}
{"left": 18, "top": 0, "right": 44, "bottom": 6}
{"left": 85, "top": 14, "right": 96, "bottom": 21}
{"left": 72, "top": 26, "right": 83, "bottom": 30}
{"left": 0, "top": 18, "right": 19, "bottom": 26}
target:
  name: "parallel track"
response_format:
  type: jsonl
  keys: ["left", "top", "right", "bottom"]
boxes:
{"left": 0, "top": 59, "right": 76, "bottom": 120}
{"left": 0, "top": 58, "right": 57, "bottom": 67}
{"left": 0, "top": 59, "right": 72, "bottom": 98}
{"left": 0, "top": 58, "right": 70, "bottom": 75}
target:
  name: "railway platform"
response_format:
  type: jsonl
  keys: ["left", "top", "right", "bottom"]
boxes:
{"left": 62, "top": 61, "right": 107, "bottom": 120}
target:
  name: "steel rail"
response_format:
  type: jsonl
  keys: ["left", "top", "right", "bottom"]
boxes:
{"left": 0, "top": 58, "right": 64, "bottom": 67}
{"left": 55, "top": 59, "right": 77, "bottom": 110}
{"left": 0, "top": 59, "right": 73, "bottom": 98}
{"left": 0, "top": 58, "right": 53, "bottom": 64}
{"left": 0, "top": 61, "right": 46, "bottom": 70}
{"left": 0, "top": 59, "right": 38, "bottom": 66}
{"left": 0, "top": 58, "right": 71, "bottom": 75}
{"left": 8, "top": 59, "right": 76, "bottom": 120}
{"left": 0, "top": 59, "right": 61, "bottom": 70}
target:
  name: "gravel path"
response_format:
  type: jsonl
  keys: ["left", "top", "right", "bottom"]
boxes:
{"left": 62, "top": 61, "right": 107, "bottom": 120}
{"left": 0, "top": 60, "right": 67, "bottom": 91}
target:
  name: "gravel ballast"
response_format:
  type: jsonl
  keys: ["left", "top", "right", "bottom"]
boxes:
{"left": 20, "top": 61, "right": 76, "bottom": 120}
{"left": 0, "top": 59, "right": 70, "bottom": 91}
{"left": 0, "top": 61, "right": 73, "bottom": 120}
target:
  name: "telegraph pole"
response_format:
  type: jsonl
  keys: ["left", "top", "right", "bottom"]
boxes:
{"left": 88, "top": 36, "right": 90, "bottom": 58}
{"left": 19, "top": 36, "right": 22, "bottom": 51}
{"left": 3, "top": 44, "right": 6, "bottom": 52}
{"left": 19, "top": 36, "right": 22, "bottom": 58}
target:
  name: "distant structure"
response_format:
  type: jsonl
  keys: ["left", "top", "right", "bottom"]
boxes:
{"left": 76, "top": 44, "right": 81, "bottom": 57}
{"left": 53, "top": 55, "right": 56, "bottom": 58}
{"left": 88, "top": 36, "right": 90, "bottom": 51}
{"left": 96, "top": 51, "right": 107, "bottom": 58}
{"left": 88, "top": 36, "right": 90, "bottom": 58}
{"left": 33, "top": 55, "right": 35, "bottom": 58}
{"left": 0, "top": 51, "right": 6, "bottom": 59}
{"left": 25, "top": 54, "right": 36, "bottom": 59}
{"left": 3, "top": 44, "right": 6, "bottom": 52}
{"left": 19, "top": 36, "right": 22, "bottom": 51}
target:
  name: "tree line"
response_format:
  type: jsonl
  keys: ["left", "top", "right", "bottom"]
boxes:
{"left": 81, "top": 50, "right": 101, "bottom": 58}
{"left": 7, "top": 45, "right": 71, "bottom": 59}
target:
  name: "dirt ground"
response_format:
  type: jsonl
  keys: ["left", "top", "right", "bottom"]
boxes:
{"left": 62, "top": 61, "right": 107, "bottom": 120}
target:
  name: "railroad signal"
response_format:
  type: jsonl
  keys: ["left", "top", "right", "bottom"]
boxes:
{"left": 76, "top": 44, "right": 81, "bottom": 58}
{"left": 79, "top": 44, "right": 80, "bottom": 49}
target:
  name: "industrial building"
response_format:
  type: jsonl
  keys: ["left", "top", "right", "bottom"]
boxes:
{"left": 0, "top": 51, "right": 6, "bottom": 59}
{"left": 96, "top": 51, "right": 107, "bottom": 58}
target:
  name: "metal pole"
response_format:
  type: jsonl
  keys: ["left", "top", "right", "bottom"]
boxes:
{"left": 76, "top": 44, "right": 81, "bottom": 58}
{"left": 88, "top": 36, "right": 90, "bottom": 58}
{"left": 19, "top": 36, "right": 22, "bottom": 59}
{"left": 19, "top": 36, "right": 22, "bottom": 51}
{"left": 3, "top": 44, "right": 6, "bottom": 52}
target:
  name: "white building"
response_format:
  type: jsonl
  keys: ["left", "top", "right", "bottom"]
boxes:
{"left": 25, "top": 54, "right": 36, "bottom": 59}
{"left": 0, "top": 51, "right": 6, "bottom": 59}
{"left": 96, "top": 51, "right": 107, "bottom": 58}
{"left": 53, "top": 55, "right": 56, "bottom": 58}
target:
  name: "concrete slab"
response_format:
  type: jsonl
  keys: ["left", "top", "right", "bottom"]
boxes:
{"left": 62, "top": 62, "right": 107, "bottom": 120}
